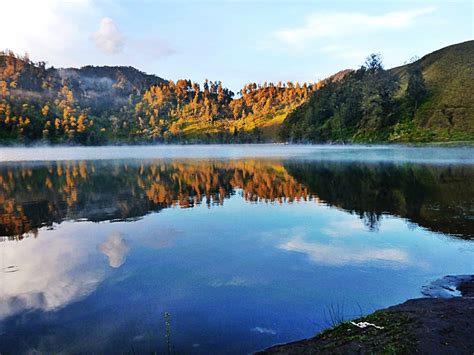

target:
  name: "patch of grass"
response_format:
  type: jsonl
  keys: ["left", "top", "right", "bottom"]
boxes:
{"left": 395, "top": 41, "right": 474, "bottom": 139}
{"left": 324, "top": 302, "right": 347, "bottom": 328}
{"left": 313, "top": 310, "right": 419, "bottom": 353}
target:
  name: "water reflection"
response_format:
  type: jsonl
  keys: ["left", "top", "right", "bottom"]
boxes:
{"left": 1, "top": 159, "right": 473, "bottom": 240}
{"left": 0, "top": 228, "right": 106, "bottom": 320}
{"left": 279, "top": 236, "right": 410, "bottom": 266}
{"left": 286, "top": 161, "right": 474, "bottom": 238}
{"left": 0, "top": 157, "right": 473, "bottom": 354}
{"left": 100, "top": 233, "right": 130, "bottom": 268}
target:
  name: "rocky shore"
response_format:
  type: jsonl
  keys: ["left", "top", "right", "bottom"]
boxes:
{"left": 260, "top": 275, "right": 474, "bottom": 354}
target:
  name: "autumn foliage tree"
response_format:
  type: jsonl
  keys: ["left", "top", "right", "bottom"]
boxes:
{"left": 0, "top": 49, "right": 318, "bottom": 143}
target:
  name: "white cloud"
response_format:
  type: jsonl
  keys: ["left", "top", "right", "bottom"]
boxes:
{"left": 0, "top": 0, "right": 94, "bottom": 65}
{"left": 0, "top": 1, "right": 175, "bottom": 68}
{"left": 278, "top": 236, "right": 409, "bottom": 266}
{"left": 274, "top": 6, "right": 437, "bottom": 48}
{"left": 91, "top": 17, "right": 125, "bottom": 55}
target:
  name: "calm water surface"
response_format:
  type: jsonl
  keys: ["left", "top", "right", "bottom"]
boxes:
{"left": 1, "top": 145, "right": 473, "bottom": 354}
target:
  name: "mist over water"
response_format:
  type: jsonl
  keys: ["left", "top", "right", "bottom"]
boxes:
{"left": 1, "top": 144, "right": 474, "bottom": 164}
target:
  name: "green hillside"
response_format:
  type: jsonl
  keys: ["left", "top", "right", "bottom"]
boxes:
{"left": 390, "top": 40, "right": 474, "bottom": 142}
{"left": 281, "top": 40, "right": 474, "bottom": 143}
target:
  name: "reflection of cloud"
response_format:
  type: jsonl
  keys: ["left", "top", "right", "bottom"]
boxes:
{"left": 251, "top": 327, "right": 277, "bottom": 335}
{"left": 320, "top": 219, "right": 366, "bottom": 237}
{"left": 0, "top": 230, "right": 105, "bottom": 319}
{"left": 279, "top": 237, "right": 409, "bottom": 266}
{"left": 210, "top": 276, "right": 260, "bottom": 288}
{"left": 99, "top": 233, "right": 129, "bottom": 268}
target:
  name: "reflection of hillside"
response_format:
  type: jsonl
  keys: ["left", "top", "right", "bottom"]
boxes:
{"left": 1, "top": 160, "right": 473, "bottom": 240}
{"left": 0, "top": 160, "right": 309, "bottom": 239}
{"left": 286, "top": 162, "right": 474, "bottom": 239}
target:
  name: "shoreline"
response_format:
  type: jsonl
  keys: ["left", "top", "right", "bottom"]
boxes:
{"left": 0, "top": 141, "right": 474, "bottom": 147}
{"left": 260, "top": 275, "right": 474, "bottom": 354}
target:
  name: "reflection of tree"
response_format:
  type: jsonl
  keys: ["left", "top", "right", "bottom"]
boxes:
{"left": 362, "top": 211, "right": 381, "bottom": 232}
{"left": 286, "top": 161, "right": 474, "bottom": 239}
{"left": 1, "top": 160, "right": 473, "bottom": 240}
{"left": 0, "top": 160, "right": 309, "bottom": 239}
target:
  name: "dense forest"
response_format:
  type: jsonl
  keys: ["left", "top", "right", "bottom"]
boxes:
{"left": 281, "top": 54, "right": 403, "bottom": 142}
{"left": 1, "top": 40, "right": 473, "bottom": 144}
{"left": 0, "top": 51, "right": 319, "bottom": 144}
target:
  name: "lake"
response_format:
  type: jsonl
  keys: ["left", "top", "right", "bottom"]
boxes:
{"left": 1, "top": 145, "right": 473, "bottom": 354}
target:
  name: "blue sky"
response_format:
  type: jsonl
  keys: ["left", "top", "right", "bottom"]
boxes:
{"left": 1, "top": 0, "right": 472, "bottom": 91}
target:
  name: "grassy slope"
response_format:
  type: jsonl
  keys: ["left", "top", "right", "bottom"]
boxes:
{"left": 176, "top": 111, "right": 289, "bottom": 141}
{"left": 390, "top": 40, "right": 474, "bottom": 142}
{"left": 281, "top": 41, "right": 474, "bottom": 143}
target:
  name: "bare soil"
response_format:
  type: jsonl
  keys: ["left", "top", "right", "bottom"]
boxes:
{"left": 259, "top": 276, "right": 474, "bottom": 354}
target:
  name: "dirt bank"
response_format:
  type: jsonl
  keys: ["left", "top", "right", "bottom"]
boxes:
{"left": 260, "top": 276, "right": 474, "bottom": 354}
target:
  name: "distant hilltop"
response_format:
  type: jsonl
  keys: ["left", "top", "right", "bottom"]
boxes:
{"left": 0, "top": 53, "right": 165, "bottom": 108}
{"left": 0, "top": 41, "right": 473, "bottom": 144}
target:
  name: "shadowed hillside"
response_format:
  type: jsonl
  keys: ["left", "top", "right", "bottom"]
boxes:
{"left": 390, "top": 40, "right": 474, "bottom": 141}
{"left": 0, "top": 52, "right": 166, "bottom": 107}
{"left": 281, "top": 41, "right": 474, "bottom": 143}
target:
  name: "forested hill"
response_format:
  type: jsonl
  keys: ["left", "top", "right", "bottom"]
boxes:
{"left": 281, "top": 40, "right": 474, "bottom": 143}
{"left": 1, "top": 41, "right": 473, "bottom": 144}
{"left": 0, "top": 50, "right": 324, "bottom": 144}
{"left": 0, "top": 53, "right": 165, "bottom": 107}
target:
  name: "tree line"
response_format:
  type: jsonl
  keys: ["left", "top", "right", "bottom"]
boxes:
{"left": 0, "top": 50, "right": 319, "bottom": 144}
{"left": 1, "top": 50, "right": 429, "bottom": 144}
{"left": 280, "top": 54, "right": 427, "bottom": 142}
